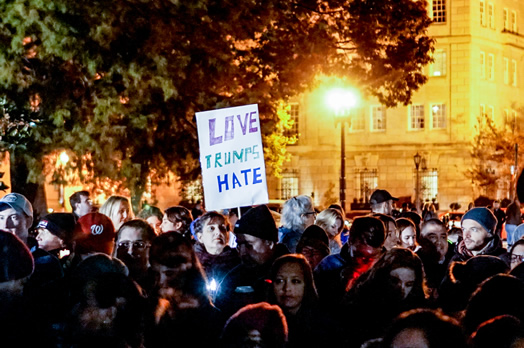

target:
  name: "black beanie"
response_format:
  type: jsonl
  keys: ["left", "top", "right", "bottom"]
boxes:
{"left": 0, "top": 230, "right": 34, "bottom": 282}
{"left": 296, "top": 225, "right": 330, "bottom": 256}
{"left": 37, "top": 213, "right": 76, "bottom": 242}
{"left": 234, "top": 205, "right": 278, "bottom": 242}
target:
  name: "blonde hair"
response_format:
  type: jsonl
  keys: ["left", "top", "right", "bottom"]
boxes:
{"left": 99, "top": 195, "right": 132, "bottom": 221}
{"left": 315, "top": 208, "right": 343, "bottom": 237}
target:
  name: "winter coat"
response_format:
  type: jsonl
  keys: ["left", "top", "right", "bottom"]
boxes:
{"left": 450, "top": 235, "right": 507, "bottom": 263}
{"left": 193, "top": 243, "right": 240, "bottom": 286}
{"left": 278, "top": 226, "right": 302, "bottom": 253}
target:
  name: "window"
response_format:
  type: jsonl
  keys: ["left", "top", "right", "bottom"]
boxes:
{"left": 280, "top": 169, "right": 299, "bottom": 200}
{"left": 504, "top": 8, "right": 509, "bottom": 30}
{"left": 504, "top": 109, "right": 516, "bottom": 132}
{"left": 284, "top": 103, "right": 300, "bottom": 142}
{"left": 504, "top": 57, "right": 509, "bottom": 84}
{"left": 487, "top": 105, "right": 494, "bottom": 120}
{"left": 480, "top": 52, "right": 486, "bottom": 79}
{"left": 355, "top": 168, "right": 378, "bottom": 202}
{"left": 432, "top": 0, "right": 446, "bottom": 23}
{"left": 350, "top": 107, "right": 365, "bottom": 131}
{"left": 430, "top": 49, "right": 447, "bottom": 76}
{"left": 511, "top": 10, "right": 517, "bottom": 32}
{"left": 410, "top": 105, "right": 425, "bottom": 130}
{"left": 480, "top": 0, "right": 486, "bottom": 26}
{"left": 431, "top": 104, "right": 446, "bottom": 129}
{"left": 421, "top": 169, "right": 439, "bottom": 202}
{"left": 480, "top": 104, "right": 486, "bottom": 117}
{"left": 371, "top": 106, "right": 386, "bottom": 131}
{"left": 488, "top": 3, "right": 495, "bottom": 29}
{"left": 488, "top": 53, "right": 494, "bottom": 80}
{"left": 512, "top": 59, "right": 517, "bottom": 86}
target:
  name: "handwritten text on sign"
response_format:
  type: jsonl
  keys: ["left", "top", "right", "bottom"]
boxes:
{"left": 196, "top": 104, "right": 269, "bottom": 210}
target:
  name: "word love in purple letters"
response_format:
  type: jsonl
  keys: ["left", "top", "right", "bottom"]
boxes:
{"left": 209, "top": 111, "right": 258, "bottom": 146}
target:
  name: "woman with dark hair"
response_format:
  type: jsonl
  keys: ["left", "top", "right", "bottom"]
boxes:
{"left": 396, "top": 217, "right": 417, "bottom": 251}
{"left": 137, "top": 206, "right": 163, "bottom": 235}
{"left": 342, "top": 248, "right": 428, "bottom": 347}
{"left": 160, "top": 206, "right": 193, "bottom": 239}
{"left": 145, "top": 231, "right": 225, "bottom": 347}
{"left": 268, "top": 254, "right": 341, "bottom": 347}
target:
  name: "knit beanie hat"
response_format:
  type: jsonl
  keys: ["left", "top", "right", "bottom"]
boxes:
{"left": 461, "top": 207, "right": 497, "bottom": 234}
{"left": 0, "top": 230, "right": 34, "bottom": 282}
{"left": 73, "top": 212, "right": 116, "bottom": 254}
{"left": 296, "top": 225, "right": 330, "bottom": 256}
{"left": 234, "top": 205, "right": 278, "bottom": 242}
{"left": 37, "top": 213, "right": 76, "bottom": 243}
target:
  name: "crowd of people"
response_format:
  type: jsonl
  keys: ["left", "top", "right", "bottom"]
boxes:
{"left": 1, "top": 188, "right": 524, "bottom": 347}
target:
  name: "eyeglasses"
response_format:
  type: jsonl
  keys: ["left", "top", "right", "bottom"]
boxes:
{"left": 510, "top": 254, "right": 524, "bottom": 263}
{"left": 117, "top": 241, "right": 150, "bottom": 250}
{"left": 303, "top": 211, "right": 317, "bottom": 217}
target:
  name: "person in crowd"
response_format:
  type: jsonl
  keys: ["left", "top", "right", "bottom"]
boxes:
{"left": 315, "top": 207, "right": 344, "bottom": 253}
{"left": 369, "top": 189, "right": 398, "bottom": 216}
{"left": 452, "top": 207, "right": 507, "bottom": 262}
{"left": 342, "top": 248, "right": 428, "bottom": 347}
{"left": 145, "top": 231, "right": 224, "bottom": 347}
{"left": 278, "top": 195, "right": 315, "bottom": 252}
{"left": 160, "top": 205, "right": 193, "bottom": 239}
{"left": 69, "top": 212, "right": 117, "bottom": 271}
{"left": 227, "top": 206, "right": 252, "bottom": 228}
{"left": 69, "top": 190, "right": 93, "bottom": 221}
{"left": 422, "top": 201, "right": 439, "bottom": 221}
{"left": 99, "top": 195, "right": 132, "bottom": 231}
{"left": 0, "top": 231, "right": 36, "bottom": 346}
{"left": 469, "top": 315, "right": 524, "bottom": 348}
{"left": 416, "top": 219, "right": 454, "bottom": 299}
{"left": 66, "top": 254, "right": 144, "bottom": 347}
{"left": 329, "top": 204, "right": 350, "bottom": 245}
{"left": 268, "top": 254, "right": 342, "bottom": 347}
{"left": 438, "top": 255, "right": 509, "bottom": 315}
{"left": 508, "top": 239, "right": 524, "bottom": 270}
{"left": 398, "top": 210, "right": 422, "bottom": 235}
{"left": 462, "top": 274, "right": 524, "bottom": 337}
{"left": 0, "top": 192, "right": 34, "bottom": 247}
{"left": 380, "top": 309, "right": 468, "bottom": 348}
{"left": 113, "top": 219, "right": 156, "bottom": 289}
{"left": 505, "top": 200, "right": 521, "bottom": 248}
{"left": 373, "top": 213, "right": 398, "bottom": 250}
{"left": 448, "top": 226, "right": 463, "bottom": 245}
{"left": 491, "top": 199, "right": 506, "bottom": 237}
{"left": 193, "top": 211, "right": 240, "bottom": 300}
{"left": 215, "top": 205, "right": 289, "bottom": 318}
{"left": 137, "top": 205, "right": 163, "bottom": 235}
{"left": 296, "top": 225, "right": 330, "bottom": 269}
{"left": 220, "top": 302, "right": 288, "bottom": 348}
{"left": 314, "top": 216, "right": 385, "bottom": 308}
{"left": 35, "top": 212, "right": 76, "bottom": 257}
{"left": 191, "top": 199, "right": 204, "bottom": 219}
{"left": 396, "top": 217, "right": 417, "bottom": 250}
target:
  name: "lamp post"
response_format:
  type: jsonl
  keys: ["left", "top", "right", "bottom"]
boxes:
{"left": 57, "top": 151, "right": 69, "bottom": 208}
{"left": 326, "top": 87, "right": 359, "bottom": 212}
{"left": 414, "top": 152, "right": 422, "bottom": 215}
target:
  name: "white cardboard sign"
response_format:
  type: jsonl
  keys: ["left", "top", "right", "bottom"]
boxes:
{"left": 196, "top": 104, "right": 269, "bottom": 210}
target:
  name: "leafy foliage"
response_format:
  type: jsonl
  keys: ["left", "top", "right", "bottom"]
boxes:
{"left": 0, "top": 0, "right": 433, "bottom": 208}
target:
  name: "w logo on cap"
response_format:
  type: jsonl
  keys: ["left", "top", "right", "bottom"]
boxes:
{"left": 91, "top": 224, "right": 104, "bottom": 235}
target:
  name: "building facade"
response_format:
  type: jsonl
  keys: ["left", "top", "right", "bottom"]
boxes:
{"left": 268, "top": 0, "right": 524, "bottom": 212}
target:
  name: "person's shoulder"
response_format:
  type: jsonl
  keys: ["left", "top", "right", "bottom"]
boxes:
{"left": 315, "top": 253, "right": 345, "bottom": 272}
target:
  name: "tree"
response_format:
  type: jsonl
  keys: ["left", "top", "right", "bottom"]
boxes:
{"left": 468, "top": 113, "right": 524, "bottom": 199}
{"left": 0, "top": 0, "right": 433, "bottom": 211}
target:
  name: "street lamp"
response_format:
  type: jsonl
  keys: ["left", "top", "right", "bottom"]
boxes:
{"left": 326, "top": 87, "right": 359, "bottom": 212}
{"left": 57, "top": 151, "right": 69, "bottom": 208}
{"left": 414, "top": 152, "right": 422, "bottom": 215}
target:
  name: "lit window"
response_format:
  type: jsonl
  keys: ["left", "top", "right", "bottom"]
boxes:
{"left": 432, "top": 0, "right": 446, "bottom": 23}
{"left": 488, "top": 54, "right": 494, "bottom": 80}
{"left": 280, "top": 169, "right": 299, "bottom": 200}
{"left": 420, "top": 169, "right": 439, "bottom": 202}
{"left": 410, "top": 105, "right": 425, "bottom": 130}
{"left": 350, "top": 107, "right": 365, "bottom": 131}
{"left": 480, "top": 104, "right": 486, "bottom": 117}
{"left": 480, "top": 52, "right": 486, "bottom": 79}
{"left": 371, "top": 106, "right": 386, "bottom": 131}
{"left": 284, "top": 103, "right": 299, "bottom": 142}
{"left": 511, "top": 10, "right": 517, "bottom": 32}
{"left": 512, "top": 59, "right": 517, "bottom": 86}
{"left": 504, "top": 8, "right": 509, "bottom": 30}
{"left": 355, "top": 168, "right": 378, "bottom": 202}
{"left": 430, "top": 49, "right": 447, "bottom": 77}
{"left": 488, "top": 3, "right": 495, "bottom": 29}
{"left": 480, "top": 0, "right": 486, "bottom": 26}
{"left": 431, "top": 104, "right": 446, "bottom": 129}
{"left": 504, "top": 57, "right": 509, "bottom": 84}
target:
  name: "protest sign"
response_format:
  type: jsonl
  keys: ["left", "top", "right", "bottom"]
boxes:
{"left": 196, "top": 104, "right": 269, "bottom": 210}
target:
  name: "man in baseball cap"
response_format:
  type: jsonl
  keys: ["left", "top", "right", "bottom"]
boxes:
{"left": 451, "top": 207, "right": 507, "bottom": 262}
{"left": 0, "top": 193, "right": 34, "bottom": 246}
{"left": 370, "top": 189, "right": 398, "bottom": 216}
